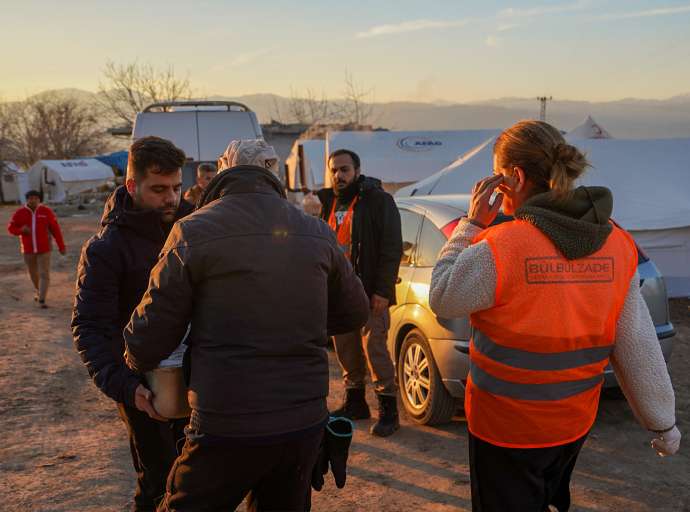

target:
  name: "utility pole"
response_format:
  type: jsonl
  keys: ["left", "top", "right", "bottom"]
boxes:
{"left": 537, "top": 96, "right": 552, "bottom": 121}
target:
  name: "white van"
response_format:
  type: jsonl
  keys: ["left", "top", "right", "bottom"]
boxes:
{"left": 131, "top": 101, "right": 263, "bottom": 189}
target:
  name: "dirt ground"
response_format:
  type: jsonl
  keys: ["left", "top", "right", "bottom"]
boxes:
{"left": 0, "top": 204, "right": 688, "bottom": 512}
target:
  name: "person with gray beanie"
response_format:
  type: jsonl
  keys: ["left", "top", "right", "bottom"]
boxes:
{"left": 124, "top": 139, "right": 369, "bottom": 511}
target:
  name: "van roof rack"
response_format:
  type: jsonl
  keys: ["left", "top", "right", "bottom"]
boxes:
{"left": 142, "top": 101, "right": 252, "bottom": 113}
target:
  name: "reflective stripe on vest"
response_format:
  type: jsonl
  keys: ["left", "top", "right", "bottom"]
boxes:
{"left": 465, "top": 219, "right": 638, "bottom": 449}
{"left": 473, "top": 330, "right": 614, "bottom": 372}
{"left": 470, "top": 329, "right": 610, "bottom": 401}
{"left": 470, "top": 362, "right": 604, "bottom": 401}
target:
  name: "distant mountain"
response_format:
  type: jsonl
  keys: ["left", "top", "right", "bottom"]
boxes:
{"left": 14, "top": 89, "right": 690, "bottom": 139}
{"left": 215, "top": 93, "right": 690, "bottom": 139}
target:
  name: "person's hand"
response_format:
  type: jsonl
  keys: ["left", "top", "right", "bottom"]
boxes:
{"left": 303, "top": 192, "right": 321, "bottom": 216}
{"left": 134, "top": 384, "right": 167, "bottom": 422}
{"left": 468, "top": 175, "right": 505, "bottom": 228}
{"left": 371, "top": 294, "right": 389, "bottom": 317}
{"left": 59, "top": 248, "right": 66, "bottom": 256}
{"left": 651, "top": 426, "right": 681, "bottom": 457}
{"left": 20, "top": 225, "right": 30, "bottom": 235}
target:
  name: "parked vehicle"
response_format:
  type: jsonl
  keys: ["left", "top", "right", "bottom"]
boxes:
{"left": 389, "top": 194, "right": 676, "bottom": 425}
{"left": 131, "top": 101, "right": 263, "bottom": 190}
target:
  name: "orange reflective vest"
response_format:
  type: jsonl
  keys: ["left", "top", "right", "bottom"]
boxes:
{"left": 466, "top": 220, "right": 637, "bottom": 448}
{"left": 328, "top": 197, "right": 357, "bottom": 260}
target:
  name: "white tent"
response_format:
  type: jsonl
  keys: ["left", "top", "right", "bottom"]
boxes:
{"left": 285, "top": 139, "right": 326, "bottom": 191}
{"left": 395, "top": 137, "right": 496, "bottom": 197}
{"left": 324, "top": 130, "right": 499, "bottom": 187}
{"left": 0, "top": 162, "right": 29, "bottom": 203}
{"left": 398, "top": 137, "right": 690, "bottom": 297}
{"left": 27, "top": 159, "right": 115, "bottom": 203}
{"left": 569, "top": 116, "right": 613, "bottom": 139}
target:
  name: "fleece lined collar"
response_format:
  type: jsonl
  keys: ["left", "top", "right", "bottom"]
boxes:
{"left": 515, "top": 186, "right": 614, "bottom": 260}
{"left": 199, "top": 165, "right": 286, "bottom": 208}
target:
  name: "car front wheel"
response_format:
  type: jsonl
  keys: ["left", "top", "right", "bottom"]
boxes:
{"left": 398, "top": 329, "right": 455, "bottom": 425}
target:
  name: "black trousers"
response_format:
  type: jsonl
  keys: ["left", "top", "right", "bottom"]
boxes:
{"left": 469, "top": 431, "right": 588, "bottom": 512}
{"left": 158, "top": 427, "right": 324, "bottom": 512}
{"left": 117, "top": 403, "right": 188, "bottom": 512}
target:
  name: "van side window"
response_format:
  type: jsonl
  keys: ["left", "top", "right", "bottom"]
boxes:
{"left": 416, "top": 219, "right": 447, "bottom": 267}
{"left": 399, "top": 209, "right": 423, "bottom": 266}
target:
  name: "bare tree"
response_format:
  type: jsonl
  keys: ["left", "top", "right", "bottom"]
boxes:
{"left": 260, "top": 72, "right": 375, "bottom": 127}
{"left": 307, "top": 88, "right": 332, "bottom": 124}
{"left": 287, "top": 87, "right": 309, "bottom": 124}
{"left": 337, "top": 70, "right": 374, "bottom": 126}
{"left": 98, "top": 60, "right": 192, "bottom": 126}
{"left": 0, "top": 99, "right": 16, "bottom": 162}
{"left": 269, "top": 95, "right": 286, "bottom": 124}
{"left": 288, "top": 88, "right": 332, "bottom": 125}
{"left": 0, "top": 93, "right": 111, "bottom": 167}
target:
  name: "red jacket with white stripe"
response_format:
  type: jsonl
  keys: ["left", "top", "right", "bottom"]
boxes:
{"left": 7, "top": 204, "right": 66, "bottom": 254}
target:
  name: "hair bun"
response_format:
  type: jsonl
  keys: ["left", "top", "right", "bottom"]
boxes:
{"left": 554, "top": 143, "right": 578, "bottom": 164}
{"left": 494, "top": 120, "right": 590, "bottom": 200}
{"left": 553, "top": 143, "right": 586, "bottom": 178}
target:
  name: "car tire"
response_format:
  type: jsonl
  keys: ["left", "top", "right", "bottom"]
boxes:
{"left": 398, "top": 329, "right": 455, "bottom": 426}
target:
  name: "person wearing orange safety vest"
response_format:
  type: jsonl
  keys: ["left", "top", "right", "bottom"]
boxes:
{"left": 430, "top": 120, "right": 680, "bottom": 512}
{"left": 317, "top": 149, "right": 403, "bottom": 438}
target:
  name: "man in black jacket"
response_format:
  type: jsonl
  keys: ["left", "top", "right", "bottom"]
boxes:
{"left": 317, "top": 149, "right": 403, "bottom": 437}
{"left": 124, "top": 139, "right": 369, "bottom": 511}
{"left": 72, "top": 136, "right": 193, "bottom": 511}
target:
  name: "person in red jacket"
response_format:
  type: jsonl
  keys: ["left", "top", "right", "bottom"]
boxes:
{"left": 7, "top": 190, "right": 66, "bottom": 308}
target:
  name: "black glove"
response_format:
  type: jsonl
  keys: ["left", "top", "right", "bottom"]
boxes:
{"left": 311, "top": 416, "right": 354, "bottom": 491}
{"left": 311, "top": 438, "right": 328, "bottom": 492}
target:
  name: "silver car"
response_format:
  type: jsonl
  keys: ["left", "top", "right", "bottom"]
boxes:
{"left": 389, "top": 195, "right": 676, "bottom": 425}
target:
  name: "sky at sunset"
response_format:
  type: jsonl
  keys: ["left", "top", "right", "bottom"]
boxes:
{"left": 2, "top": 0, "right": 689, "bottom": 103}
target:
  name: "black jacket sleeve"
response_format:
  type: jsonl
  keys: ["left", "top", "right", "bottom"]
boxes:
{"left": 316, "top": 189, "right": 333, "bottom": 221}
{"left": 72, "top": 239, "right": 143, "bottom": 407}
{"left": 372, "top": 193, "right": 403, "bottom": 302}
{"left": 327, "top": 237, "right": 370, "bottom": 336}
{"left": 124, "top": 224, "right": 194, "bottom": 373}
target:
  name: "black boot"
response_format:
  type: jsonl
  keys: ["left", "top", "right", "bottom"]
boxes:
{"left": 370, "top": 394, "right": 400, "bottom": 437}
{"left": 331, "top": 388, "right": 371, "bottom": 420}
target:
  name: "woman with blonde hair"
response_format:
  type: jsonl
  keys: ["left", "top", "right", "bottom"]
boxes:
{"left": 429, "top": 120, "right": 680, "bottom": 512}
